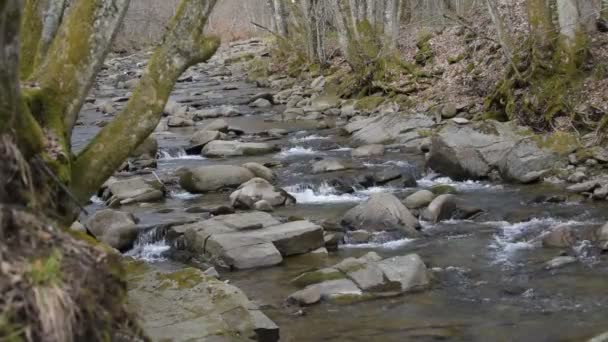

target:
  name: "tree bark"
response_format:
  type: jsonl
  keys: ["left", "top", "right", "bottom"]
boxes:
{"left": 557, "top": 0, "right": 588, "bottom": 70}
{"left": 35, "top": 0, "right": 67, "bottom": 67}
{"left": 526, "top": 0, "right": 556, "bottom": 62}
{"left": 331, "top": 0, "right": 350, "bottom": 55}
{"left": 384, "top": 0, "right": 401, "bottom": 49}
{"left": 1, "top": 0, "right": 21, "bottom": 134}
{"left": 485, "top": 0, "right": 515, "bottom": 61}
{"left": 273, "top": 0, "right": 289, "bottom": 36}
{"left": 576, "top": 0, "right": 597, "bottom": 33}
{"left": 266, "top": 0, "right": 278, "bottom": 33}
{"left": 71, "top": 0, "right": 220, "bottom": 203}
{"left": 20, "top": 0, "right": 45, "bottom": 79}
{"left": 603, "top": 0, "right": 608, "bottom": 20}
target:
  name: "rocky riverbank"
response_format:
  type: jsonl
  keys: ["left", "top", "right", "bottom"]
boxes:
{"left": 72, "top": 39, "right": 608, "bottom": 341}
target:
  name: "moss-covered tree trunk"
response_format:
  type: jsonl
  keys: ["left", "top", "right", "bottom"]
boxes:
{"left": 602, "top": 0, "right": 608, "bottom": 21}
{"left": 71, "top": 0, "right": 219, "bottom": 203}
{"left": 526, "top": 0, "right": 556, "bottom": 64}
{"left": 556, "top": 0, "right": 589, "bottom": 72}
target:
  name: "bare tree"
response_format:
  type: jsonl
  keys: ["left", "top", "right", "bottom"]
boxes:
{"left": 556, "top": 0, "right": 589, "bottom": 70}
{"left": 526, "top": 0, "right": 556, "bottom": 63}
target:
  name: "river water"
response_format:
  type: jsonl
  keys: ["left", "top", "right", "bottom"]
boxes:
{"left": 73, "top": 49, "right": 608, "bottom": 341}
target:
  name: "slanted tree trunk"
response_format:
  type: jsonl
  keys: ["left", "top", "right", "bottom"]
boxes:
{"left": 557, "top": 0, "right": 589, "bottom": 71}
{"left": 526, "top": 0, "right": 557, "bottom": 63}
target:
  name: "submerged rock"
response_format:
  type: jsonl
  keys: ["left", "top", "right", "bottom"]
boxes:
{"left": 178, "top": 165, "right": 254, "bottom": 193}
{"left": 342, "top": 193, "right": 420, "bottom": 237}
{"left": 87, "top": 209, "right": 138, "bottom": 251}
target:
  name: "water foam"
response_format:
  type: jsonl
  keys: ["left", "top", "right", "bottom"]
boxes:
{"left": 276, "top": 146, "right": 319, "bottom": 158}
{"left": 158, "top": 149, "right": 205, "bottom": 160}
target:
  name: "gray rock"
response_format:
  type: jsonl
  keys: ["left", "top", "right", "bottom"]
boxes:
{"left": 545, "top": 256, "right": 577, "bottom": 270}
{"left": 128, "top": 266, "right": 279, "bottom": 342}
{"left": 342, "top": 193, "right": 420, "bottom": 237}
{"left": 254, "top": 200, "right": 274, "bottom": 212}
{"left": 205, "top": 234, "right": 283, "bottom": 270}
{"left": 250, "top": 98, "right": 272, "bottom": 108}
{"left": 351, "top": 144, "right": 386, "bottom": 158}
{"left": 312, "top": 159, "right": 351, "bottom": 174}
{"left": 203, "top": 267, "right": 220, "bottom": 278}
{"left": 345, "top": 113, "right": 435, "bottom": 147}
{"left": 500, "top": 138, "right": 562, "bottom": 183}
{"left": 105, "top": 177, "right": 164, "bottom": 206}
{"left": 130, "top": 137, "right": 158, "bottom": 159}
{"left": 178, "top": 165, "right": 254, "bottom": 193}
{"left": 440, "top": 103, "right": 458, "bottom": 118}
{"left": 188, "top": 130, "right": 220, "bottom": 153}
{"left": 230, "top": 178, "right": 295, "bottom": 209}
{"left": 242, "top": 162, "right": 276, "bottom": 182}
{"left": 287, "top": 286, "right": 322, "bottom": 306}
{"left": 202, "top": 118, "right": 229, "bottom": 132}
{"left": 193, "top": 105, "right": 240, "bottom": 119}
{"left": 568, "top": 171, "right": 587, "bottom": 183}
{"left": 202, "top": 140, "right": 278, "bottom": 157}
{"left": 167, "top": 116, "right": 194, "bottom": 127}
{"left": 404, "top": 190, "right": 435, "bottom": 209}
{"left": 164, "top": 101, "right": 187, "bottom": 116}
{"left": 567, "top": 180, "right": 600, "bottom": 193}
{"left": 377, "top": 254, "right": 430, "bottom": 292}
{"left": 87, "top": 209, "right": 138, "bottom": 251}
{"left": 283, "top": 108, "right": 304, "bottom": 121}
{"left": 593, "top": 185, "right": 608, "bottom": 200}
{"left": 70, "top": 221, "right": 86, "bottom": 233}
{"left": 542, "top": 225, "right": 576, "bottom": 248}
{"left": 426, "top": 194, "right": 457, "bottom": 223}
{"left": 347, "top": 230, "right": 372, "bottom": 244}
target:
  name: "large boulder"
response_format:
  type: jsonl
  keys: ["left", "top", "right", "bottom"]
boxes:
{"left": 230, "top": 178, "right": 295, "bottom": 209}
{"left": 345, "top": 113, "right": 434, "bottom": 147}
{"left": 205, "top": 234, "right": 284, "bottom": 269}
{"left": 87, "top": 209, "right": 138, "bottom": 251}
{"left": 130, "top": 136, "right": 158, "bottom": 159}
{"left": 341, "top": 193, "right": 420, "bottom": 237}
{"left": 287, "top": 252, "right": 430, "bottom": 306}
{"left": 201, "top": 118, "right": 229, "bottom": 132}
{"left": 404, "top": 190, "right": 435, "bottom": 209}
{"left": 178, "top": 165, "right": 254, "bottom": 193}
{"left": 428, "top": 121, "right": 573, "bottom": 182}
{"left": 242, "top": 162, "right": 276, "bottom": 182}
{"left": 103, "top": 177, "right": 164, "bottom": 206}
{"left": 128, "top": 266, "right": 279, "bottom": 341}
{"left": 202, "top": 140, "right": 278, "bottom": 157}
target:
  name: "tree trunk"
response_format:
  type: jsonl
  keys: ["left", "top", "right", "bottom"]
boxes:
{"left": 603, "top": 0, "right": 608, "bottom": 20}
{"left": 384, "top": 0, "right": 401, "bottom": 49}
{"left": 485, "top": 0, "right": 515, "bottom": 62}
{"left": 266, "top": 0, "right": 278, "bottom": 33}
{"left": 526, "top": 0, "right": 556, "bottom": 62}
{"left": 557, "top": 0, "right": 588, "bottom": 71}
{"left": 576, "top": 0, "right": 598, "bottom": 33}
{"left": 331, "top": 0, "right": 350, "bottom": 56}
{"left": 348, "top": 0, "right": 360, "bottom": 38}
{"left": 71, "top": 0, "right": 220, "bottom": 203}
{"left": 0, "top": 0, "right": 21, "bottom": 135}
{"left": 273, "top": 0, "right": 289, "bottom": 36}
{"left": 35, "top": 0, "right": 67, "bottom": 67}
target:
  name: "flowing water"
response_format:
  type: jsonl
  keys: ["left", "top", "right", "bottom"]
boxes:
{"left": 73, "top": 54, "right": 608, "bottom": 341}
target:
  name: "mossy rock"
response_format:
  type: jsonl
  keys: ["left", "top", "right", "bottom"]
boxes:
{"left": 533, "top": 131, "right": 579, "bottom": 156}
{"left": 156, "top": 268, "right": 205, "bottom": 290}
{"left": 430, "top": 184, "right": 457, "bottom": 195}
{"left": 291, "top": 268, "right": 346, "bottom": 287}
{"left": 355, "top": 96, "right": 384, "bottom": 112}
{"left": 225, "top": 53, "right": 255, "bottom": 65}
{"left": 447, "top": 53, "right": 465, "bottom": 64}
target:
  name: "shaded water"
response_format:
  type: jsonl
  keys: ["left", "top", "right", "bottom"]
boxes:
{"left": 74, "top": 55, "right": 608, "bottom": 341}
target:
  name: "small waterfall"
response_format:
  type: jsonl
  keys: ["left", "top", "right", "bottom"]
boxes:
{"left": 125, "top": 226, "right": 170, "bottom": 262}
{"left": 157, "top": 148, "right": 205, "bottom": 160}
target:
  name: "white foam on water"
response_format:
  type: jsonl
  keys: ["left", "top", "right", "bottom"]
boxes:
{"left": 489, "top": 218, "right": 595, "bottom": 265}
{"left": 125, "top": 240, "right": 170, "bottom": 262}
{"left": 290, "top": 134, "right": 329, "bottom": 143}
{"left": 329, "top": 147, "right": 352, "bottom": 152}
{"left": 341, "top": 237, "right": 415, "bottom": 250}
{"left": 357, "top": 186, "right": 399, "bottom": 195}
{"left": 90, "top": 195, "right": 104, "bottom": 205}
{"left": 170, "top": 190, "right": 201, "bottom": 200}
{"left": 286, "top": 183, "right": 363, "bottom": 203}
{"left": 158, "top": 149, "right": 205, "bottom": 160}
{"left": 417, "top": 173, "right": 502, "bottom": 191}
{"left": 275, "top": 146, "right": 319, "bottom": 158}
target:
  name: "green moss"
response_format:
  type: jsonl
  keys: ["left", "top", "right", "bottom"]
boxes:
{"left": 291, "top": 269, "right": 346, "bottom": 287}
{"left": 29, "top": 249, "right": 63, "bottom": 286}
{"left": 447, "top": 53, "right": 465, "bottom": 64}
{"left": 417, "top": 129, "right": 433, "bottom": 138}
{"left": 355, "top": 96, "right": 384, "bottom": 112}
{"left": 0, "top": 311, "right": 24, "bottom": 342}
{"left": 415, "top": 31, "right": 434, "bottom": 66}
{"left": 430, "top": 184, "right": 457, "bottom": 195}
{"left": 534, "top": 131, "right": 579, "bottom": 155}
{"left": 475, "top": 121, "right": 500, "bottom": 136}
{"left": 156, "top": 268, "right": 204, "bottom": 290}
{"left": 20, "top": 0, "right": 43, "bottom": 79}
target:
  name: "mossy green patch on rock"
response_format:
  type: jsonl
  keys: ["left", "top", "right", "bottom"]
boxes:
{"left": 156, "top": 268, "right": 205, "bottom": 290}
{"left": 430, "top": 184, "right": 457, "bottom": 195}
{"left": 415, "top": 31, "right": 434, "bottom": 66}
{"left": 225, "top": 53, "right": 255, "bottom": 65}
{"left": 291, "top": 268, "right": 346, "bottom": 287}
{"left": 533, "top": 131, "right": 579, "bottom": 155}
{"left": 28, "top": 249, "right": 63, "bottom": 286}
{"left": 355, "top": 96, "right": 384, "bottom": 112}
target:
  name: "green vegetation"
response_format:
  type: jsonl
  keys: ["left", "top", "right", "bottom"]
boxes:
{"left": 29, "top": 250, "right": 63, "bottom": 286}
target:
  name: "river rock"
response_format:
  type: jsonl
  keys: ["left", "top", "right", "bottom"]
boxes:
{"left": 202, "top": 118, "right": 229, "bottom": 132}
{"left": 128, "top": 266, "right": 279, "bottom": 341}
{"left": 250, "top": 98, "right": 272, "bottom": 108}
{"left": 87, "top": 209, "right": 138, "bottom": 251}
{"left": 287, "top": 252, "right": 430, "bottom": 306}
{"left": 499, "top": 138, "right": 562, "bottom": 183}
{"left": 164, "top": 100, "right": 187, "bottom": 116}
{"left": 254, "top": 200, "right": 274, "bottom": 212}
{"left": 203, "top": 140, "right": 278, "bottom": 157}
{"left": 542, "top": 225, "right": 577, "bottom": 248}
{"left": 545, "top": 256, "right": 577, "bottom": 270}
{"left": 130, "top": 136, "right": 158, "bottom": 159}
{"left": 205, "top": 234, "right": 284, "bottom": 269}
{"left": 404, "top": 190, "right": 435, "bottom": 209}
{"left": 167, "top": 116, "right": 194, "bottom": 127}
{"left": 186, "top": 130, "right": 221, "bottom": 154}
{"left": 567, "top": 179, "right": 601, "bottom": 193}
{"left": 230, "top": 178, "right": 295, "bottom": 209}
{"left": 440, "top": 103, "right": 458, "bottom": 118}
{"left": 351, "top": 144, "right": 386, "bottom": 158}
{"left": 425, "top": 194, "right": 457, "bottom": 223}
{"left": 342, "top": 193, "right": 420, "bottom": 237}
{"left": 178, "top": 165, "right": 254, "bottom": 193}
{"left": 312, "top": 159, "right": 351, "bottom": 174}
{"left": 193, "top": 105, "right": 240, "bottom": 120}
{"left": 242, "top": 162, "right": 276, "bottom": 182}
{"left": 104, "top": 176, "right": 164, "bottom": 206}
{"left": 345, "top": 113, "right": 435, "bottom": 147}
